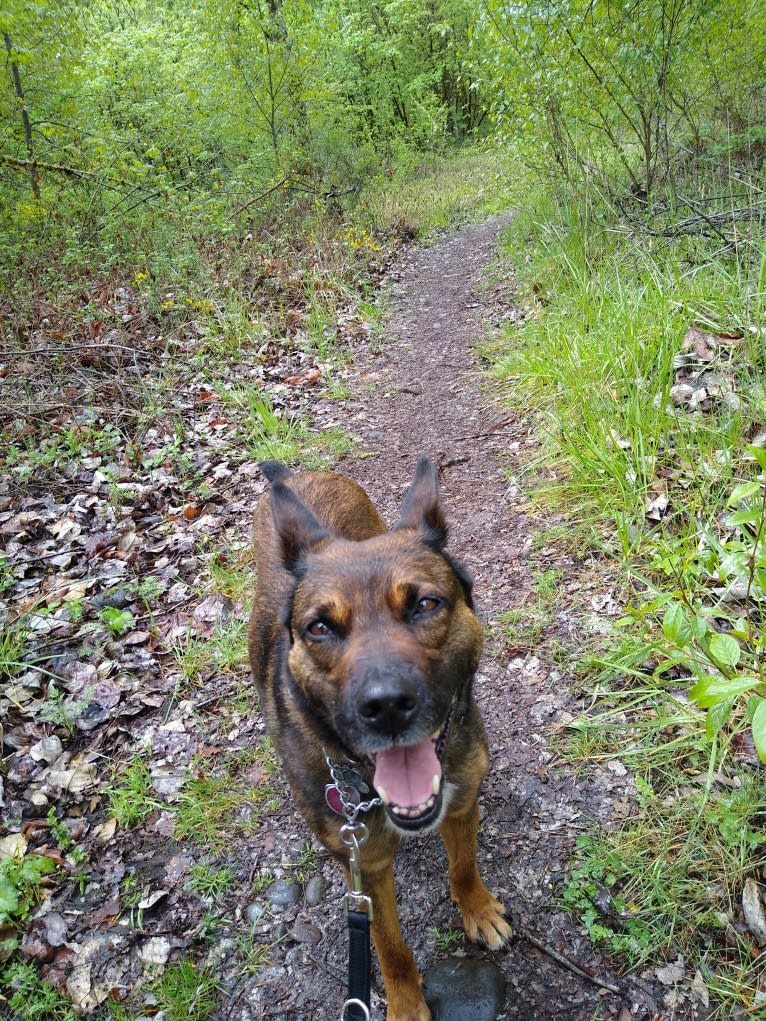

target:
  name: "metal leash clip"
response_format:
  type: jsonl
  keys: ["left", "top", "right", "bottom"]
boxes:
{"left": 339, "top": 820, "right": 373, "bottom": 918}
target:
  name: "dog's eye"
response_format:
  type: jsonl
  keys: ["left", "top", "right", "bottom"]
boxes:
{"left": 305, "top": 619, "right": 334, "bottom": 640}
{"left": 414, "top": 596, "right": 441, "bottom": 616}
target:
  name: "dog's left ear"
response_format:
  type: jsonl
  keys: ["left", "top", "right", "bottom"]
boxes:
{"left": 394, "top": 457, "right": 447, "bottom": 548}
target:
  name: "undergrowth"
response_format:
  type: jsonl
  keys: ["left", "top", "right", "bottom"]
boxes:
{"left": 492, "top": 171, "right": 766, "bottom": 1013}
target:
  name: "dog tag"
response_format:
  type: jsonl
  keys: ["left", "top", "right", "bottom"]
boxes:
{"left": 334, "top": 766, "right": 370, "bottom": 796}
{"left": 325, "top": 783, "right": 361, "bottom": 815}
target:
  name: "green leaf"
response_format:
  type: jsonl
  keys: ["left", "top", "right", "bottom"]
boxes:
{"left": 20, "top": 855, "right": 55, "bottom": 881}
{"left": 751, "top": 699, "right": 766, "bottom": 763}
{"left": 662, "top": 602, "right": 691, "bottom": 645}
{"left": 729, "top": 509, "right": 761, "bottom": 527}
{"left": 706, "top": 698, "right": 734, "bottom": 739}
{"left": 747, "top": 694, "right": 765, "bottom": 723}
{"left": 0, "top": 873, "right": 20, "bottom": 917}
{"left": 690, "top": 674, "right": 760, "bottom": 707}
{"left": 708, "top": 632, "right": 741, "bottom": 668}
{"left": 728, "top": 480, "right": 761, "bottom": 505}
{"left": 746, "top": 445, "right": 766, "bottom": 473}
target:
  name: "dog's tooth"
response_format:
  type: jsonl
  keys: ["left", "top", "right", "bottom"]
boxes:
{"left": 377, "top": 785, "right": 390, "bottom": 805}
{"left": 432, "top": 774, "right": 440, "bottom": 797}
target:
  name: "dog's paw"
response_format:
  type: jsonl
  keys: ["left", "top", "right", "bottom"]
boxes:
{"left": 460, "top": 893, "right": 513, "bottom": 950}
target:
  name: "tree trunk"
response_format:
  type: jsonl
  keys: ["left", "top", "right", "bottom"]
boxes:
{"left": 3, "top": 32, "right": 39, "bottom": 198}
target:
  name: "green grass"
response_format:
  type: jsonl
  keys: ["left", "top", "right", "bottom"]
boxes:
{"left": 186, "top": 864, "right": 235, "bottom": 901}
{"left": 491, "top": 188, "right": 766, "bottom": 555}
{"left": 562, "top": 775, "right": 765, "bottom": 1000}
{"left": 106, "top": 755, "right": 159, "bottom": 828}
{"left": 173, "top": 742, "right": 281, "bottom": 852}
{"left": 217, "top": 386, "right": 355, "bottom": 466}
{"left": 495, "top": 567, "right": 562, "bottom": 650}
{"left": 360, "top": 147, "right": 517, "bottom": 236}
{"left": 147, "top": 958, "right": 220, "bottom": 1021}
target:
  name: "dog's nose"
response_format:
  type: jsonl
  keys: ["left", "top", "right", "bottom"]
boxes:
{"left": 357, "top": 679, "right": 419, "bottom": 734}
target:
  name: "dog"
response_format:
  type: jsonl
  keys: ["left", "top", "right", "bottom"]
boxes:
{"left": 248, "top": 457, "right": 511, "bottom": 1021}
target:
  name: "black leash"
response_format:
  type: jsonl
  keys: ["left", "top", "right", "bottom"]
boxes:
{"left": 325, "top": 757, "right": 381, "bottom": 1021}
{"left": 345, "top": 909, "right": 372, "bottom": 1020}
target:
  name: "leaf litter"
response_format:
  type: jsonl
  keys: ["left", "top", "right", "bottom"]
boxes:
{"left": 0, "top": 230, "right": 390, "bottom": 1015}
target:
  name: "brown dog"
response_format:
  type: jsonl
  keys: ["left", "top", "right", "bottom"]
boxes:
{"left": 248, "top": 458, "right": 510, "bottom": 1021}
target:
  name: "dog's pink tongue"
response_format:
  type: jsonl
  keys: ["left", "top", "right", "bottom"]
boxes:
{"left": 373, "top": 739, "right": 440, "bottom": 808}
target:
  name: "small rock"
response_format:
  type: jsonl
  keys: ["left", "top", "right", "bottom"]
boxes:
{"left": 44, "top": 912, "right": 68, "bottom": 947}
{"left": 244, "top": 902, "right": 265, "bottom": 926}
{"left": 140, "top": 936, "right": 172, "bottom": 966}
{"left": 423, "top": 956, "right": 505, "bottom": 1021}
{"left": 304, "top": 875, "right": 325, "bottom": 907}
{"left": 289, "top": 919, "right": 322, "bottom": 944}
{"left": 265, "top": 879, "right": 301, "bottom": 907}
{"left": 272, "top": 921, "right": 289, "bottom": 942}
{"left": 91, "top": 588, "right": 132, "bottom": 610}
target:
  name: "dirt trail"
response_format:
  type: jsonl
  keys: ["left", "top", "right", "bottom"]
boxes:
{"left": 230, "top": 218, "right": 660, "bottom": 1020}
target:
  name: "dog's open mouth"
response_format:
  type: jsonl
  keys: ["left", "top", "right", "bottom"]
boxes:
{"left": 372, "top": 704, "right": 454, "bottom": 831}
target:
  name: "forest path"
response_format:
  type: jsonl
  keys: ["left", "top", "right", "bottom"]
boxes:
{"left": 236, "top": 217, "right": 660, "bottom": 1020}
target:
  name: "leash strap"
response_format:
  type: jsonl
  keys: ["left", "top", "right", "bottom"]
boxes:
{"left": 345, "top": 909, "right": 372, "bottom": 1019}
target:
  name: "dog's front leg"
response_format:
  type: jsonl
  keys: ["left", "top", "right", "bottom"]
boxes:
{"left": 439, "top": 802, "right": 512, "bottom": 950}
{"left": 344, "top": 862, "right": 431, "bottom": 1021}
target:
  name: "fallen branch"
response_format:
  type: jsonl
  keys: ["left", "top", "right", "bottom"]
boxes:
{"left": 517, "top": 924, "right": 622, "bottom": 995}
{"left": 616, "top": 204, "right": 766, "bottom": 240}
{"left": 1, "top": 342, "right": 141, "bottom": 359}
{"left": 0, "top": 153, "right": 93, "bottom": 181}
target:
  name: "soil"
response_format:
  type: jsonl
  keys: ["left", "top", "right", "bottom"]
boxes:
{"left": 214, "top": 217, "right": 662, "bottom": 1020}
{"left": 2, "top": 216, "right": 675, "bottom": 1021}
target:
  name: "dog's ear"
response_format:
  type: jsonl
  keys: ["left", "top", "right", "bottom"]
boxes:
{"left": 270, "top": 480, "right": 330, "bottom": 570}
{"left": 394, "top": 457, "right": 447, "bottom": 548}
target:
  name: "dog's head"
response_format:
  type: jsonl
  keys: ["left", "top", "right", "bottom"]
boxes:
{"left": 268, "top": 458, "right": 483, "bottom": 833}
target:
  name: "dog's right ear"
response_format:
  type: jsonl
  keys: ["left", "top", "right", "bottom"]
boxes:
{"left": 270, "top": 480, "right": 330, "bottom": 570}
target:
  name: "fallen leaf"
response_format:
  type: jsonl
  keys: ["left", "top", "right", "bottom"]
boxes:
{"left": 742, "top": 878, "right": 766, "bottom": 945}
{"left": 655, "top": 955, "right": 685, "bottom": 985}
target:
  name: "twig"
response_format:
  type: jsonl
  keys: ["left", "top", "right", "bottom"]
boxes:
{"left": 517, "top": 924, "right": 622, "bottom": 994}
{"left": 235, "top": 177, "right": 292, "bottom": 215}
{"left": 1, "top": 343, "right": 142, "bottom": 359}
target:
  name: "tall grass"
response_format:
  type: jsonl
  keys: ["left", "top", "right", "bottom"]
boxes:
{"left": 493, "top": 188, "right": 766, "bottom": 553}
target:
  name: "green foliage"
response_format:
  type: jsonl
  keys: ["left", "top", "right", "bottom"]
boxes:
{"left": 0, "top": 854, "right": 56, "bottom": 954}
{"left": 36, "top": 682, "right": 94, "bottom": 735}
{"left": 492, "top": 187, "right": 766, "bottom": 551}
{"left": 619, "top": 448, "right": 766, "bottom": 760}
{"left": 0, "top": 0, "right": 486, "bottom": 300}
{"left": 479, "top": 0, "right": 766, "bottom": 194}
{"left": 562, "top": 773, "right": 766, "bottom": 983}
{"left": 98, "top": 606, "right": 135, "bottom": 637}
{"left": 0, "top": 961, "right": 78, "bottom": 1021}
